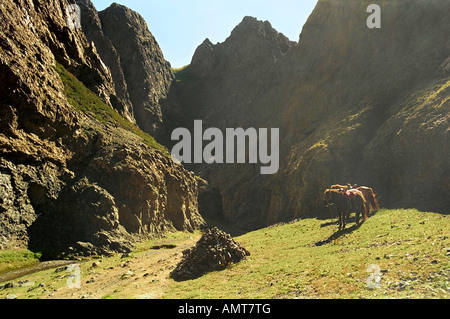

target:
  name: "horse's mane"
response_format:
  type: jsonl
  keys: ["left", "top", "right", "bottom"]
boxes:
{"left": 324, "top": 188, "right": 344, "bottom": 195}
{"left": 330, "top": 184, "right": 349, "bottom": 190}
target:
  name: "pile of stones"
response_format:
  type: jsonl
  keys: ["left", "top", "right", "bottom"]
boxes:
{"left": 170, "top": 227, "right": 250, "bottom": 281}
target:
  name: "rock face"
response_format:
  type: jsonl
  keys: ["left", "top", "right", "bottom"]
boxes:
{"left": 171, "top": 0, "right": 450, "bottom": 229}
{"left": 170, "top": 227, "right": 250, "bottom": 281}
{"left": 77, "top": 0, "right": 134, "bottom": 123}
{"left": 97, "top": 3, "right": 175, "bottom": 137}
{"left": 169, "top": 16, "right": 295, "bottom": 131}
{"left": 76, "top": 0, "right": 175, "bottom": 138}
{"left": 0, "top": 0, "right": 204, "bottom": 259}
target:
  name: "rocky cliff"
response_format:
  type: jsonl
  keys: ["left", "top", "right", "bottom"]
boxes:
{"left": 77, "top": 0, "right": 134, "bottom": 123}
{"left": 97, "top": 2, "right": 175, "bottom": 137}
{"left": 77, "top": 0, "right": 174, "bottom": 137}
{"left": 171, "top": 0, "right": 450, "bottom": 229}
{"left": 0, "top": 0, "right": 204, "bottom": 259}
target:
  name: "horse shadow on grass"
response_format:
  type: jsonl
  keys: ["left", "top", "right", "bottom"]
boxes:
{"left": 314, "top": 214, "right": 372, "bottom": 246}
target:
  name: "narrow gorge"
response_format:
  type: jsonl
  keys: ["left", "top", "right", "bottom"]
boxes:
{"left": 0, "top": 0, "right": 448, "bottom": 260}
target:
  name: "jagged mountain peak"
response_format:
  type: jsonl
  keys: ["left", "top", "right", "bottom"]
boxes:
{"left": 232, "top": 16, "right": 272, "bottom": 33}
{"left": 227, "top": 16, "right": 295, "bottom": 53}
{"left": 231, "top": 16, "right": 287, "bottom": 42}
{"left": 101, "top": 2, "right": 148, "bottom": 29}
{"left": 189, "top": 16, "right": 295, "bottom": 78}
{"left": 98, "top": 2, "right": 174, "bottom": 136}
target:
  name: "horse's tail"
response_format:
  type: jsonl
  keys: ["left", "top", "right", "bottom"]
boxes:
{"left": 358, "top": 187, "right": 380, "bottom": 211}
{"left": 364, "top": 197, "right": 369, "bottom": 220}
{"left": 367, "top": 190, "right": 379, "bottom": 211}
{"left": 358, "top": 192, "right": 369, "bottom": 220}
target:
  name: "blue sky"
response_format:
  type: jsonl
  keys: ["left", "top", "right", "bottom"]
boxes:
{"left": 91, "top": 0, "right": 318, "bottom": 68}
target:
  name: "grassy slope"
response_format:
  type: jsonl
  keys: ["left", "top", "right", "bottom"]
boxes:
{"left": 0, "top": 250, "right": 41, "bottom": 276}
{"left": 54, "top": 62, "right": 169, "bottom": 155}
{"left": 165, "top": 209, "right": 449, "bottom": 299}
{"left": 1, "top": 208, "right": 447, "bottom": 299}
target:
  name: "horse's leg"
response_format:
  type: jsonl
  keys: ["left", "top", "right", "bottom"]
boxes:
{"left": 345, "top": 200, "right": 352, "bottom": 228}
{"left": 364, "top": 202, "right": 369, "bottom": 221}
{"left": 356, "top": 206, "right": 360, "bottom": 224}
{"left": 341, "top": 211, "right": 346, "bottom": 230}
{"left": 359, "top": 205, "right": 363, "bottom": 223}
{"left": 348, "top": 199, "right": 354, "bottom": 225}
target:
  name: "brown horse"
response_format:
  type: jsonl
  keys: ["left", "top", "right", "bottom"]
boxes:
{"left": 330, "top": 184, "right": 379, "bottom": 219}
{"left": 323, "top": 189, "right": 349, "bottom": 230}
{"left": 323, "top": 188, "right": 368, "bottom": 230}
{"left": 356, "top": 186, "right": 380, "bottom": 212}
{"left": 345, "top": 189, "right": 368, "bottom": 225}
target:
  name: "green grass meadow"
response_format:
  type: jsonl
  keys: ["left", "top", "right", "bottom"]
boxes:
{"left": 1, "top": 207, "right": 448, "bottom": 299}
{"left": 165, "top": 208, "right": 449, "bottom": 299}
